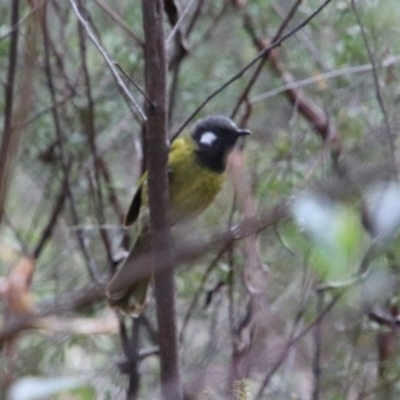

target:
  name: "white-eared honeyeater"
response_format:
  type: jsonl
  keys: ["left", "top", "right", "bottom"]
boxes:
{"left": 107, "top": 115, "right": 251, "bottom": 315}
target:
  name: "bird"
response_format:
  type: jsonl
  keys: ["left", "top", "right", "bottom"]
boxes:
{"left": 106, "top": 115, "right": 252, "bottom": 316}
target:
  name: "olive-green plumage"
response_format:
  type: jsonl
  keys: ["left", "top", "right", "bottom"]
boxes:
{"left": 107, "top": 115, "right": 251, "bottom": 315}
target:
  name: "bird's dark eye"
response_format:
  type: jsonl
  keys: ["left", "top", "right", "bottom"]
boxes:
{"left": 200, "top": 131, "right": 217, "bottom": 146}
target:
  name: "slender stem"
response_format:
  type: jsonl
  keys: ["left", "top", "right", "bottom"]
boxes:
{"left": 69, "top": 0, "right": 147, "bottom": 122}
{"left": 173, "top": 0, "right": 334, "bottom": 139}
{"left": 351, "top": 0, "right": 396, "bottom": 176}
{"left": 0, "top": 0, "right": 20, "bottom": 226}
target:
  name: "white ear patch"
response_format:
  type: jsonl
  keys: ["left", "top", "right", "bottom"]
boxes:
{"left": 200, "top": 131, "right": 217, "bottom": 146}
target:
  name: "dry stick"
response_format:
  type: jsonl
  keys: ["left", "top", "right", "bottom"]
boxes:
{"left": 141, "top": 1, "right": 182, "bottom": 400}
{"left": 76, "top": 0, "right": 113, "bottom": 266}
{"left": 168, "top": 62, "right": 182, "bottom": 125}
{"left": 231, "top": 0, "right": 303, "bottom": 118}
{"left": 351, "top": 0, "right": 397, "bottom": 176}
{"left": 17, "top": 92, "right": 75, "bottom": 129}
{"left": 93, "top": 0, "right": 144, "bottom": 47}
{"left": 76, "top": 6, "right": 141, "bottom": 392}
{"left": 0, "top": 0, "right": 20, "bottom": 226}
{"left": 69, "top": 0, "right": 146, "bottom": 122}
{"left": 0, "top": 204, "right": 289, "bottom": 347}
{"left": 251, "top": 56, "right": 400, "bottom": 103}
{"left": 46, "top": 35, "right": 79, "bottom": 97}
{"left": 164, "top": 0, "right": 189, "bottom": 123}
{"left": 312, "top": 291, "right": 324, "bottom": 400}
{"left": 227, "top": 200, "right": 239, "bottom": 390}
{"left": 116, "top": 316, "right": 141, "bottom": 400}
{"left": 239, "top": 4, "right": 341, "bottom": 146}
{"left": 114, "top": 62, "right": 154, "bottom": 107}
{"left": 0, "top": 4, "right": 37, "bottom": 42}
{"left": 97, "top": 157, "right": 125, "bottom": 221}
{"left": 173, "top": 0, "right": 334, "bottom": 139}
{"left": 254, "top": 293, "right": 341, "bottom": 400}
{"left": 228, "top": 150, "right": 266, "bottom": 390}
{"left": 85, "top": 176, "right": 141, "bottom": 400}
{"left": 272, "top": 2, "right": 331, "bottom": 73}
{"left": 104, "top": 205, "right": 289, "bottom": 317}
{"left": 41, "top": 7, "right": 101, "bottom": 283}
{"left": 168, "top": 1, "right": 226, "bottom": 124}
{"left": 126, "top": 321, "right": 141, "bottom": 400}
{"left": 185, "top": 0, "right": 205, "bottom": 37}
{"left": 224, "top": 182, "right": 245, "bottom": 390}
{"left": 33, "top": 180, "right": 68, "bottom": 259}
{"left": 190, "top": 2, "right": 228, "bottom": 52}
{"left": 166, "top": 0, "right": 196, "bottom": 45}
{"left": 179, "top": 244, "right": 229, "bottom": 344}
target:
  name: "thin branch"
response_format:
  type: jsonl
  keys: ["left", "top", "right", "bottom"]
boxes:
{"left": 114, "top": 62, "right": 154, "bottom": 107}
{"left": 93, "top": 0, "right": 144, "bottom": 47}
{"left": 33, "top": 180, "right": 68, "bottom": 259}
{"left": 173, "top": 0, "right": 334, "bottom": 139}
{"left": 68, "top": 0, "right": 147, "bottom": 122}
{"left": 190, "top": 2, "right": 227, "bottom": 51}
{"left": 351, "top": 0, "right": 396, "bottom": 175}
{"left": 0, "top": 204, "right": 288, "bottom": 347}
{"left": 0, "top": 6, "right": 38, "bottom": 42}
{"left": 179, "top": 244, "right": 229, "bottom": 344}
{"left": 76, "top": 0, "right": 113, "bottom": 266}
{"left": 253, "top": 293, "right": 341, "bottom": 400}
{"left": 251, "top": 55, "right": 400, "bottom": 103}
{"left": 312, "top": 292, "right": 324, "bottom": 400}
{"left": 41, "top": 6, "right": 101, "bottom": 283}
{"left": 102, "top": 204, "right": 289, "bottom": 302}
{"left": 166, "top": 0, "right": 196, "bottom": 45}
{"left": 16, "top": 91, "right": 75, "bottom": 130}
{"left": 0, "top": 0, "right": 20, "bottom": 226}
{"left": 231, "top": 0, "right": 303, "bottom": 118}
{"left": 185, "top": 0, "right": 205, "bottom": 38}
{"left": 272, "top": 2, "right": 331, "bottom": 72}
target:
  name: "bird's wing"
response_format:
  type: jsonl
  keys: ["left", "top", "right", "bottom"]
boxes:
{"left": 124, "top": 172, "right": 148, "bottom": 227}
{"left": 123, "top": 138, "right": 188, "bottom": 227}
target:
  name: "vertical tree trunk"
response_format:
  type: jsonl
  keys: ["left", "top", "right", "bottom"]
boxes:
{"left": 141, "top": 1, "right": 183, "bottom": 399}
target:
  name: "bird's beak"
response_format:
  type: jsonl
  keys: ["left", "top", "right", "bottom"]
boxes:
{"left": 236, "top": 129, "right": 252, "bottom": 137}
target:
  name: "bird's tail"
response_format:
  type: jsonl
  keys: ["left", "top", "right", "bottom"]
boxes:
{"left": 106, "top": 231, "right": 152, "bottom": 317}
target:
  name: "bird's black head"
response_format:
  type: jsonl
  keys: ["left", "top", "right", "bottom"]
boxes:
{"left": 191, "top": 115, "right": 252, "bottom": 172}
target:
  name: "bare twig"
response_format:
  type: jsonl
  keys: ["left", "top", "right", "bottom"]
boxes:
{"left": 179, "top": 244, "right": 229, "bottom": 344}
{"left": 0, "top": 4, "right": 38, "bottom": 42}
{"left": 33, "top": 180, "right": 68, "bottom": 259}
{"left": 166, "top": 0, "right": 196, "bottom": 45}
{"left": 69, "top": 0, "right": 147, "bottom": 122}
{"left": 312, "top": 292, "right": 324, "bottom": 400}
{"left": 173, "top": 0, "right": 334, "bottom": 139}
{"left": 76, "top": 0, "right": 113, "bottom": 266}
{"left": 0, "top": 0, "right": 20, "bottom": 226}
{"left": 114, "top": 62, "right": 154, "bottom": 107}
{"left": 17, "top": 91, "right": 75, "bottom": 129}
{"left": 231, "top": 0, "right": 303, "bottom": 118}
{"left": 251, "top": 55, "right": 400, "bottom": 103}
{"left": 254, "top": 294, "right": 341, "bottom": 400}
{"left": 41, "top": 6, "right": 101, "bottom": 283}
{"left": 0, "top": 204, "right": 288, "bottom": 348}
{"left": 185, "top": 0, "right": 205, "bottom": 37}
{"left": 103, "top": 204, "right": 289, "bottom": 305}
{"left": 93, "top": 0, "right": 144, "bottom": 47}
{"left": 351, "top": 0, "right": 397, "bottom": 175}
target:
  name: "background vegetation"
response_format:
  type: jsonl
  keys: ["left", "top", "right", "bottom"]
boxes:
{"left": 2, "top": 0, "right": 400, "bottom": 399}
